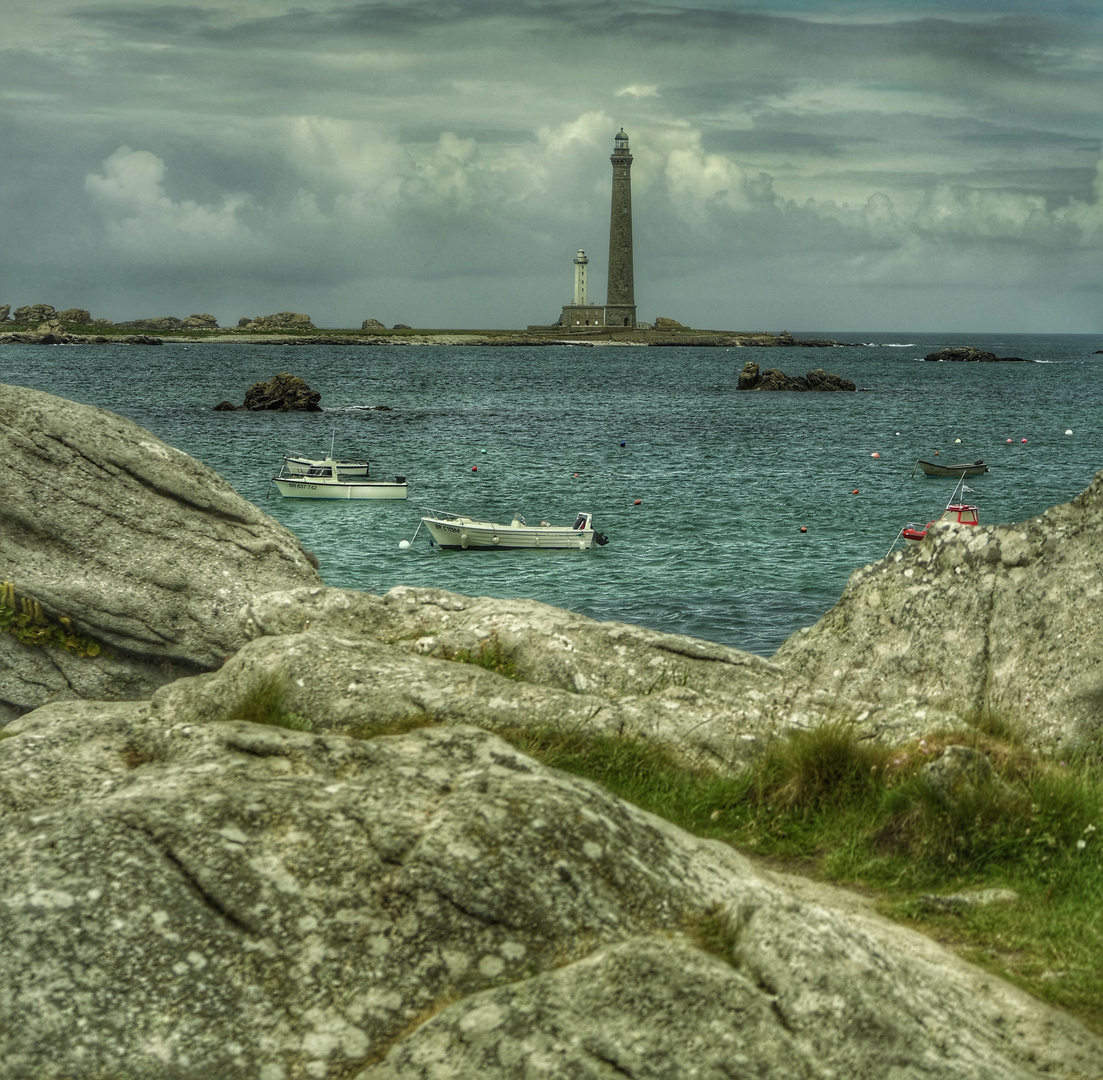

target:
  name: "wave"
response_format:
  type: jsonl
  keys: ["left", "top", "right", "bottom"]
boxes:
{"left": 862, "top": 342, "right": 916, "bottom": 347}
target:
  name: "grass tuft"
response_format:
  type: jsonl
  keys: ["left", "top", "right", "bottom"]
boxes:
{"left": 229, "top": 673, "right": 313, "bottom": 731}
{"left": 446, "top": 629, "right": 518, "bottom": 680}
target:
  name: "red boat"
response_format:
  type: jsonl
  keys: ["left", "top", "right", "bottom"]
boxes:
{"left": 901, "top": 501, "right": 980, "bottom": 543}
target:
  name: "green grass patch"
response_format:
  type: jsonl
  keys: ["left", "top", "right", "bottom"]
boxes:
{"left": 445, "top": 629, "right": 518, "bottom": 680}
{"left": 228, "top": 673, "right": 313, "bottom": 732}
{"left": 499, "top": 721, "right": 1103, "bottom": 1032}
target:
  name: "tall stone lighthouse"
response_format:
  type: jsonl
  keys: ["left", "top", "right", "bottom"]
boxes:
{"left": 604, "top": 128, "right": 636, "bottom": 328}
{"left": 553, "top": 129, "right": 640, "bottom": 333}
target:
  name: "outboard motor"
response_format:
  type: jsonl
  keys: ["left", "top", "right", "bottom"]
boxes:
{"left": 593, "top": 529, "right": 609, "bottom": 546}
{"left": 395, "top": 475, "right": 406, "bottom": 484}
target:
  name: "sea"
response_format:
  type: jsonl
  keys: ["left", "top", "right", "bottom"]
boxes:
{"left": 3, "top": 332, "right": 1100, "bottom": 657}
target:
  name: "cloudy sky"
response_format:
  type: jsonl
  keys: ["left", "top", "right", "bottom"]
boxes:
{"left": 2, "top": 1, "right": 1101, "bottom": 332}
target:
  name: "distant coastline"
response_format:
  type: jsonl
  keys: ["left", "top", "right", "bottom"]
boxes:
{"left": 0, "top": 326, "right": 862, "bottom": 348}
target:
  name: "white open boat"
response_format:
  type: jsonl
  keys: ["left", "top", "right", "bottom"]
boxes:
{"left": 418, "top": 509, "right": 608, "bottom": 550}
{"left": 270, "top": 458, "right": 407, "bottom": 500}
{"left": 283, "top": 454, "right": 370, "bottom": 478}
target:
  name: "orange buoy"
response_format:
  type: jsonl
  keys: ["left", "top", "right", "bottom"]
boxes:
{"left": 633, "top": 499, "right": 642, "bottom": 505}
{"left": 871, "top": 452, "right": 880, "bottom": 458}
{"left": 471, "top": 466, "right": 477, "bottom": 472}
{"left": 1021, "top": 438, "right": 1028, "bottom": 444}
{"left": 852, "top": 488, "right": 859, "bottom": 495}
{"left": 800, "top": 526, "right": 808, "bottom": 533}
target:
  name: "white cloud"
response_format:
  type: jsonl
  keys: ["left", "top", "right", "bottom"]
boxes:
{"left": 616, "top": 84, "right": 660, "bottom": 99}
{"left": 84, "top": 147, "right": 255, "bottom": 260}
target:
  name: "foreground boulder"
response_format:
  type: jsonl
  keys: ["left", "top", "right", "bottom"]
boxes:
{"left": 239, "top": 372, "right": 322, "bottom": 411}
{"left": 775, "top": 469, "right": 1103, "bottom": 753}
{"left": 152, "top": 584, "right": 798, "bottom": 771}
{"left": 1, "top": 708, "right": 1097, "bottom": 1079}
{"left": 0, "top": 383, "right": 321, "bottom": 719}
{"left": 738, "top": 361, "right": 855, "bottom": 391}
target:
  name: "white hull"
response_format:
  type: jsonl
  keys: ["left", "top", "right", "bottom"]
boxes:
{"left": 272, "top": 477, "right": 407, "bottom": 500}
{"left": 421, "top": 512, "right": 602, "bottom": 550}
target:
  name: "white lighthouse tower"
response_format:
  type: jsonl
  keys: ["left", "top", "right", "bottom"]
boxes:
{"left": 573, "top": 250, "right": 589, "bottom": 305}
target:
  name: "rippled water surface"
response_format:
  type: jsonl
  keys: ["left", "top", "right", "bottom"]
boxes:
{"left": 5, "top": 332, "right": 1100, "bottom": 655}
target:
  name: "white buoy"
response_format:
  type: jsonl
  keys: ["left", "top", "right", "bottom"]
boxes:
{"left": 1066, "top": 429, "right": 1074, "bottom": 435}
{"left": 399, "top": 539, "right": 410, "bottom": 550}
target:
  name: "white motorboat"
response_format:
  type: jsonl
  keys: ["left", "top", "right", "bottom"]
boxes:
{"left": 283, "top": 454, "right": 370, "bottom": 478}
{"left": 418, "top": 509, "right": 608, "bottom": 550}
{"left": 270, "top": 459, "right": 407, "bottom": 500}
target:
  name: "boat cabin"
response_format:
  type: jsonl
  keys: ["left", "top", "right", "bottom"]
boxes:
{"left": 937, "top": 503, "right": 979, "bottom": 526}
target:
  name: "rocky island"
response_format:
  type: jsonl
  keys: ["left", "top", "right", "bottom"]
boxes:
{"left": 0, "top": 302, "right": 865, "bottom": 348}
{"left": 2, "top": 381, "right": 1103, "bottom": 1078}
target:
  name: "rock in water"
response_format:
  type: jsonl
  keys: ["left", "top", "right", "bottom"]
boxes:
{"left": 737, "top": 361, "right": 855, "bottom": 391}
{"left": 0, "top": 383, "right": 322, "bottom": 719}
{"left": 241, "top": 372, "right": 322, "bottom": 411}
{"left": 0, "top": 711, "right": 1098, "bottom": 1080}
{"left": 924, "top": 347, "right": 1028, "bottom": 363}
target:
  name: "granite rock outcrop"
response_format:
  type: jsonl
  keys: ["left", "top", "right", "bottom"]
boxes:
{"left": 774, "top": 470, "right": 1103, "bottom": 753}
{"left": 0, "top": 383, "right": 322, "bottom": 719}
{"left": 1, "top": 709, "right": 1098, "bottom": 1080}
{"left": 238, "top": 312, "right": 316, "bottom": 331}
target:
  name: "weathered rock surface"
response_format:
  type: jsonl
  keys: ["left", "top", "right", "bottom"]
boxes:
{"left": 361, "top": 318, "right": 387, "bottom": 330}
{"left": 0, "top": 332, "right": 163, "bottom": 345}
{"left": 738, "top": 360, "right": 856, "bottom": 391}
{"left": 239, "top": 312, "right": 316, "bottom": 330}
{"left": 116, "top": 315, "right": 209, "bottom": 332}
{"left": 0, "top": 305, "right": 10, "bottom": 322}
{"left": 924, "top": 347, "right": 1029, "bottom": 363}
{"left": 240, "top": 372, "right": 322, "bottom": 411}
{"left": 1, "top": 709, "right": 1098, "bottom": 1080}
{"left": 11, "top": 303, "right": 56, "bottom": 324}
{"left": 0, "top": 383, "right": 321, "bottom": 718}
{"left": 55, "top": 308, "right": 92, "bottom": 324}
{"left": 775, "top": 470, "right": 1103, "bottom": 752}
{"left": 212, "top": 583, "right": 801, "bottom": 769}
